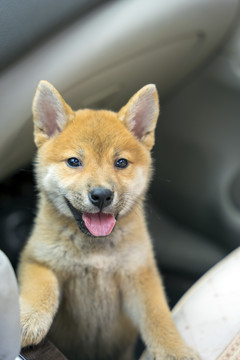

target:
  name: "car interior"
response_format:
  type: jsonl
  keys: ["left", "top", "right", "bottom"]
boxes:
{"left": 0, "top": 0, "right": 240, "bottom": 358}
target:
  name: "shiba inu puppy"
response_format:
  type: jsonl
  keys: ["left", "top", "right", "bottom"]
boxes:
{"left": 18, "top": 81, "right": 200, "bottom": 360}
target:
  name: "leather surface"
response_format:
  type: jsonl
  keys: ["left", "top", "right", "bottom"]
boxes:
{"left": 21, "top": 340, "right": 68, "bottom": 360}
{"left": 0, "top": 0, "right": 108, "bottom": 71}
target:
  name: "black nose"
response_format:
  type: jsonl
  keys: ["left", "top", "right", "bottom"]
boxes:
{"left": 89, "top": 188, "right": 114, "bottom": 210}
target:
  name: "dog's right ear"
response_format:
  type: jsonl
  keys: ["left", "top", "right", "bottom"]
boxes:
{"left": 118, "top": 84, "right": 159, "bottom": 150}
{"left": 32, "top": 80, "right": 74, "bottom": 147}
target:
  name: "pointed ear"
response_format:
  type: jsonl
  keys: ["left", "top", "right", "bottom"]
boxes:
{"left": 32, "top": 80, "right": 74, "bottom": 147}
{"left": 118, "top": 84, "right": 159, "bottom": 150}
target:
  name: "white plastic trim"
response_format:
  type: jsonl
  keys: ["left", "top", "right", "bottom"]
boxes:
{"left": 0, "top": 0, "right": 238, "bottom": 179}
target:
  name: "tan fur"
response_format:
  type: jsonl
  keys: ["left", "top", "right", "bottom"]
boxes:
{"left": 18, "top": 82, "right": 200, "bottom": 360}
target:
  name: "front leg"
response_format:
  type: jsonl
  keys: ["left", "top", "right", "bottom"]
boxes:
{"left": 122, "top": 264, "right": 200, "bottom": 360}
{"left": 18, "top": 261, "right": 60, "bottom": 348}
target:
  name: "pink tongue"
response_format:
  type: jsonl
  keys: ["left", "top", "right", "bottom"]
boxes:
{"left": 82, "top": 213, "right": 116, "bottom": 237}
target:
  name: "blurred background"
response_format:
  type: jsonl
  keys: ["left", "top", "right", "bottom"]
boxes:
{"left": 0, "top": 0, "right": 240, "bottom": 308}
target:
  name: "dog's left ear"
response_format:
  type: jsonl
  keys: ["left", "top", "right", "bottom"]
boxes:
{"left": 32, "top": 80, "right": 74, "bottom": 147}
{"left": 118, "top": 84, "right": 159, "bottom": 150}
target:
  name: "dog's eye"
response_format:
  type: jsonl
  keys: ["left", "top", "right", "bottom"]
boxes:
{"left": 114, "top": 158, "right": 128, "bottom": 169}
{"left": 66, "top": 157, "right": 82, "bottom": 168}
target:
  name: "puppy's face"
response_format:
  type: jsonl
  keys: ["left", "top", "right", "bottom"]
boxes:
{"left": 33, "top": 82, "right": 159, "bottom": 237}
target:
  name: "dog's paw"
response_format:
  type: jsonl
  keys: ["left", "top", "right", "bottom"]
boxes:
{"left": 164, "top": 345, "right": 201, "bottom": 360}
{"left": 140, "top": 346, "right": 201, "bottom": 360}
{"left": 20, "top": 298, "right": 53, "bottom": 348}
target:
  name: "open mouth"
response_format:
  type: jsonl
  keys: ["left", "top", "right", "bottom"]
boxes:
{"left": 65, "top": 198, "right": 116, "bottom": 237}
